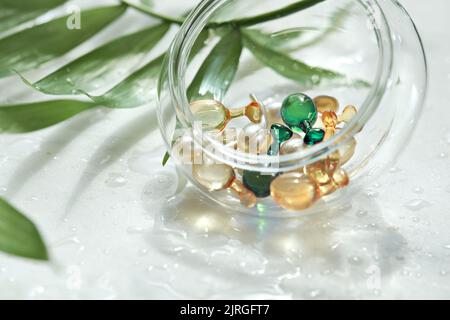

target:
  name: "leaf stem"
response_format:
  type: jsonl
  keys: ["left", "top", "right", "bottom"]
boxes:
{"left": 123, "top": 0, "right": 326, "bottom": 29}
{"left": 120, "top": 0, "right": 184, "bottom": 25}
{"left": 212, "top": 0, "right": 326, "bottom": 28}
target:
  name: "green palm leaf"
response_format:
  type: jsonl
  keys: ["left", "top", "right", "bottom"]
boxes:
{"left": 242, "top": 30, "right": 369, "bottom": 88}
{"left": 88, "top": 29, "right": 209, "bottom": 109}
{"left": 87, "top": 55, "right": 164, "bottom": 108}
{"left": 0, "top": 5, "right": 126, "bottom": 77}
{"left": 0, "top": 197, "right": 48, "bottom": 260}
{"left": 187, "top": 29, "right": 243, "bottom": 101}
{"left": 27, "top": 23, "right": 170, "bottom": 95}
{"left": 0, "top": 100, "right": 96, "bottom": 133}
{"left": 0, "top": 0, "right": 67, "bottom": 33}
{"left": 162, "top": 30, "right": 242, "bottom": 166}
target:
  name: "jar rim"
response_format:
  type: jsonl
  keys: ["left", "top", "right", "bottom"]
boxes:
{"left": 162, "top": 0, "right": 397, "bottom": 173}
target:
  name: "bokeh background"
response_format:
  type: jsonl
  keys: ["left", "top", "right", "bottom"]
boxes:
{"left": 0, "top": 0, "right": 449, "bottom": 299}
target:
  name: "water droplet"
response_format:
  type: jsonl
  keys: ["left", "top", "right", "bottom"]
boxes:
{"left": 127, "top": 226, "right": 146, "bottom": 234}
{"left": 330, "top": 242, "right": 340, "bottom": 251}
{"left": 440, "top": 270, "right": 448, "bottom": 276}
{"left": 138, "top": 248, "right": 149, "bottom": 256}
{"left": 309, "top": 289, "right": 322, "bottom": 298}
{"left": 412, "top": 186, "right": 424, "bottom": 194}
{"left": 405, "top": 199, "right": 431, "bottom": 211}
{"left": 65, "top": 78, "right": 74, "bottom": 85}
{"left": 28, "top": 285, "right": 46, "bottom": 297}
{"left": 311, "top": 74, "right": 320, "bottom": 84}
{"left": 389, "top": 167, "right": 400, "bottom": 173}
{"left": 356, "top": 209, "right": 368, "bottom": 217}
{"left": 445, "top": 132, "right": 450, "bottom": 145}
{"left": 142, "top": 172, "right": 178, "bottom": 203}
{"left": 99, "top": 154, "right": 112, "bottom": 165}
{"left": 349, "top": 256, "right": 362, "bottom": 265}
{"left": 105, "top": 173, "right": 127, "bottom": 188}
{"left": 438, "top": 152, "right": 448, "bottom": 159}
{"left": 366, "top": 189, "right": 379, "bottom": 198}
{"left": 443, "top": 244, "right": 450, "bottom": 250}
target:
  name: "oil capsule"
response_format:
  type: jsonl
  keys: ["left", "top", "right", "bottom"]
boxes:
{"left": 270, "top": 173, "right": 320, "bottom": 211}
{"left": 190, "top": 99, "right": 263, "bottom": 132}
{"left": 313, "top": 95, "right": 339, "bottom": 113}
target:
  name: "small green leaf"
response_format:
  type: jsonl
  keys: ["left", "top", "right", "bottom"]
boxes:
{"left": 187, "top": 29, "right": 243, "bottom": 101}
{"left": 242, "top": 31, "right": 369, "bottom": 88}
{"left": 162, "top": 151, "right": 170, "bottom": 166}
{"left": 30, "top": 23, "right": 170, "bottom": 95}
{"left": 0, "top": 197, "right": 48, "bottom": 260}
{"left": 0, "top": 0, "right": 67, "bottom": 33}
{"left": 0, "top": 100, "right": 96, "bottom": 133}
{"left": 0, "top": 5, "right": 126, "bottom": 78}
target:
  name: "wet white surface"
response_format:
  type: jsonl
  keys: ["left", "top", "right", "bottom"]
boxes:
{"left": 0, "top": 0, "right": 450, "bottom": 299}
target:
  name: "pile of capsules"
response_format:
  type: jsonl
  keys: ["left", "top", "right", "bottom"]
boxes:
{"left": 175, "top": 92, "right": 359, "bottom": 211}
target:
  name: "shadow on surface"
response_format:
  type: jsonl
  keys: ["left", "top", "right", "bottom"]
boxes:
{"left": 64, "top": 107, "right": 159, "bottom": 216}
{"left": 145, "top": 186, "right": 407, "bottom": 299}
{"left": 5, "top": 109, "right": 110, "bottom": 197}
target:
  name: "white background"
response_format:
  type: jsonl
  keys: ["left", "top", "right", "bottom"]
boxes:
{"left": 0, "top": 0, "right": 449, "bottom": 299}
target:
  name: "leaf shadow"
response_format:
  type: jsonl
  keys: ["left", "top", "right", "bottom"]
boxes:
{"left": 63, "top": 107, "right": 158, "bottom": 216}
{"left": 5, "top": 109, "right": 110, "bottom": 197}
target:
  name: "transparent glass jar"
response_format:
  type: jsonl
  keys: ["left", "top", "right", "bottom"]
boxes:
{"left": 157, "top": 0, "right": 427, "bottom": 217}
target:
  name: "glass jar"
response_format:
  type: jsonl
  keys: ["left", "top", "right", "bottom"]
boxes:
{"left": 157, "top": 0, "right": 427, "bottom": 217}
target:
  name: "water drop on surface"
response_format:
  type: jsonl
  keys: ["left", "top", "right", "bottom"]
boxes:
{"left": 349, "top": 256, "right": 362, "bottom": 265}
{"left": 127, "top": 226, "right": 146, "bottom": 235}
{"left": 405, "top": 199, "right": 430, "bottom": 211}
{"left": 138, "top": 248, "right": 149, "bottom": 256}
{"left": 105, "top": 173, "right": 127, "bottom": 188}
{"left": 445, "top": 132, "right": 450, "bottom": 145}
{"left": 412, "top": 186, "right": 424, "bottom": 194}
{"left": 356, "top": 209, "right": 368, "bottom": 217}
{"left": 142, "top": 172, "right": 177, "bottom": 203}
{"left": 389, "top": 167, "right": 400, "bottom": 173}
{"left": 99, "top": 154, "right": 112, "bottom": 165}
{"left": 309, "top": 289, "right": 322, "bottom": 298}
{"left": 365, "top": 189, "right": 379, "bottom": 198}
{"left": 311, "top": 75, "right": 320, "bottom": 84}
